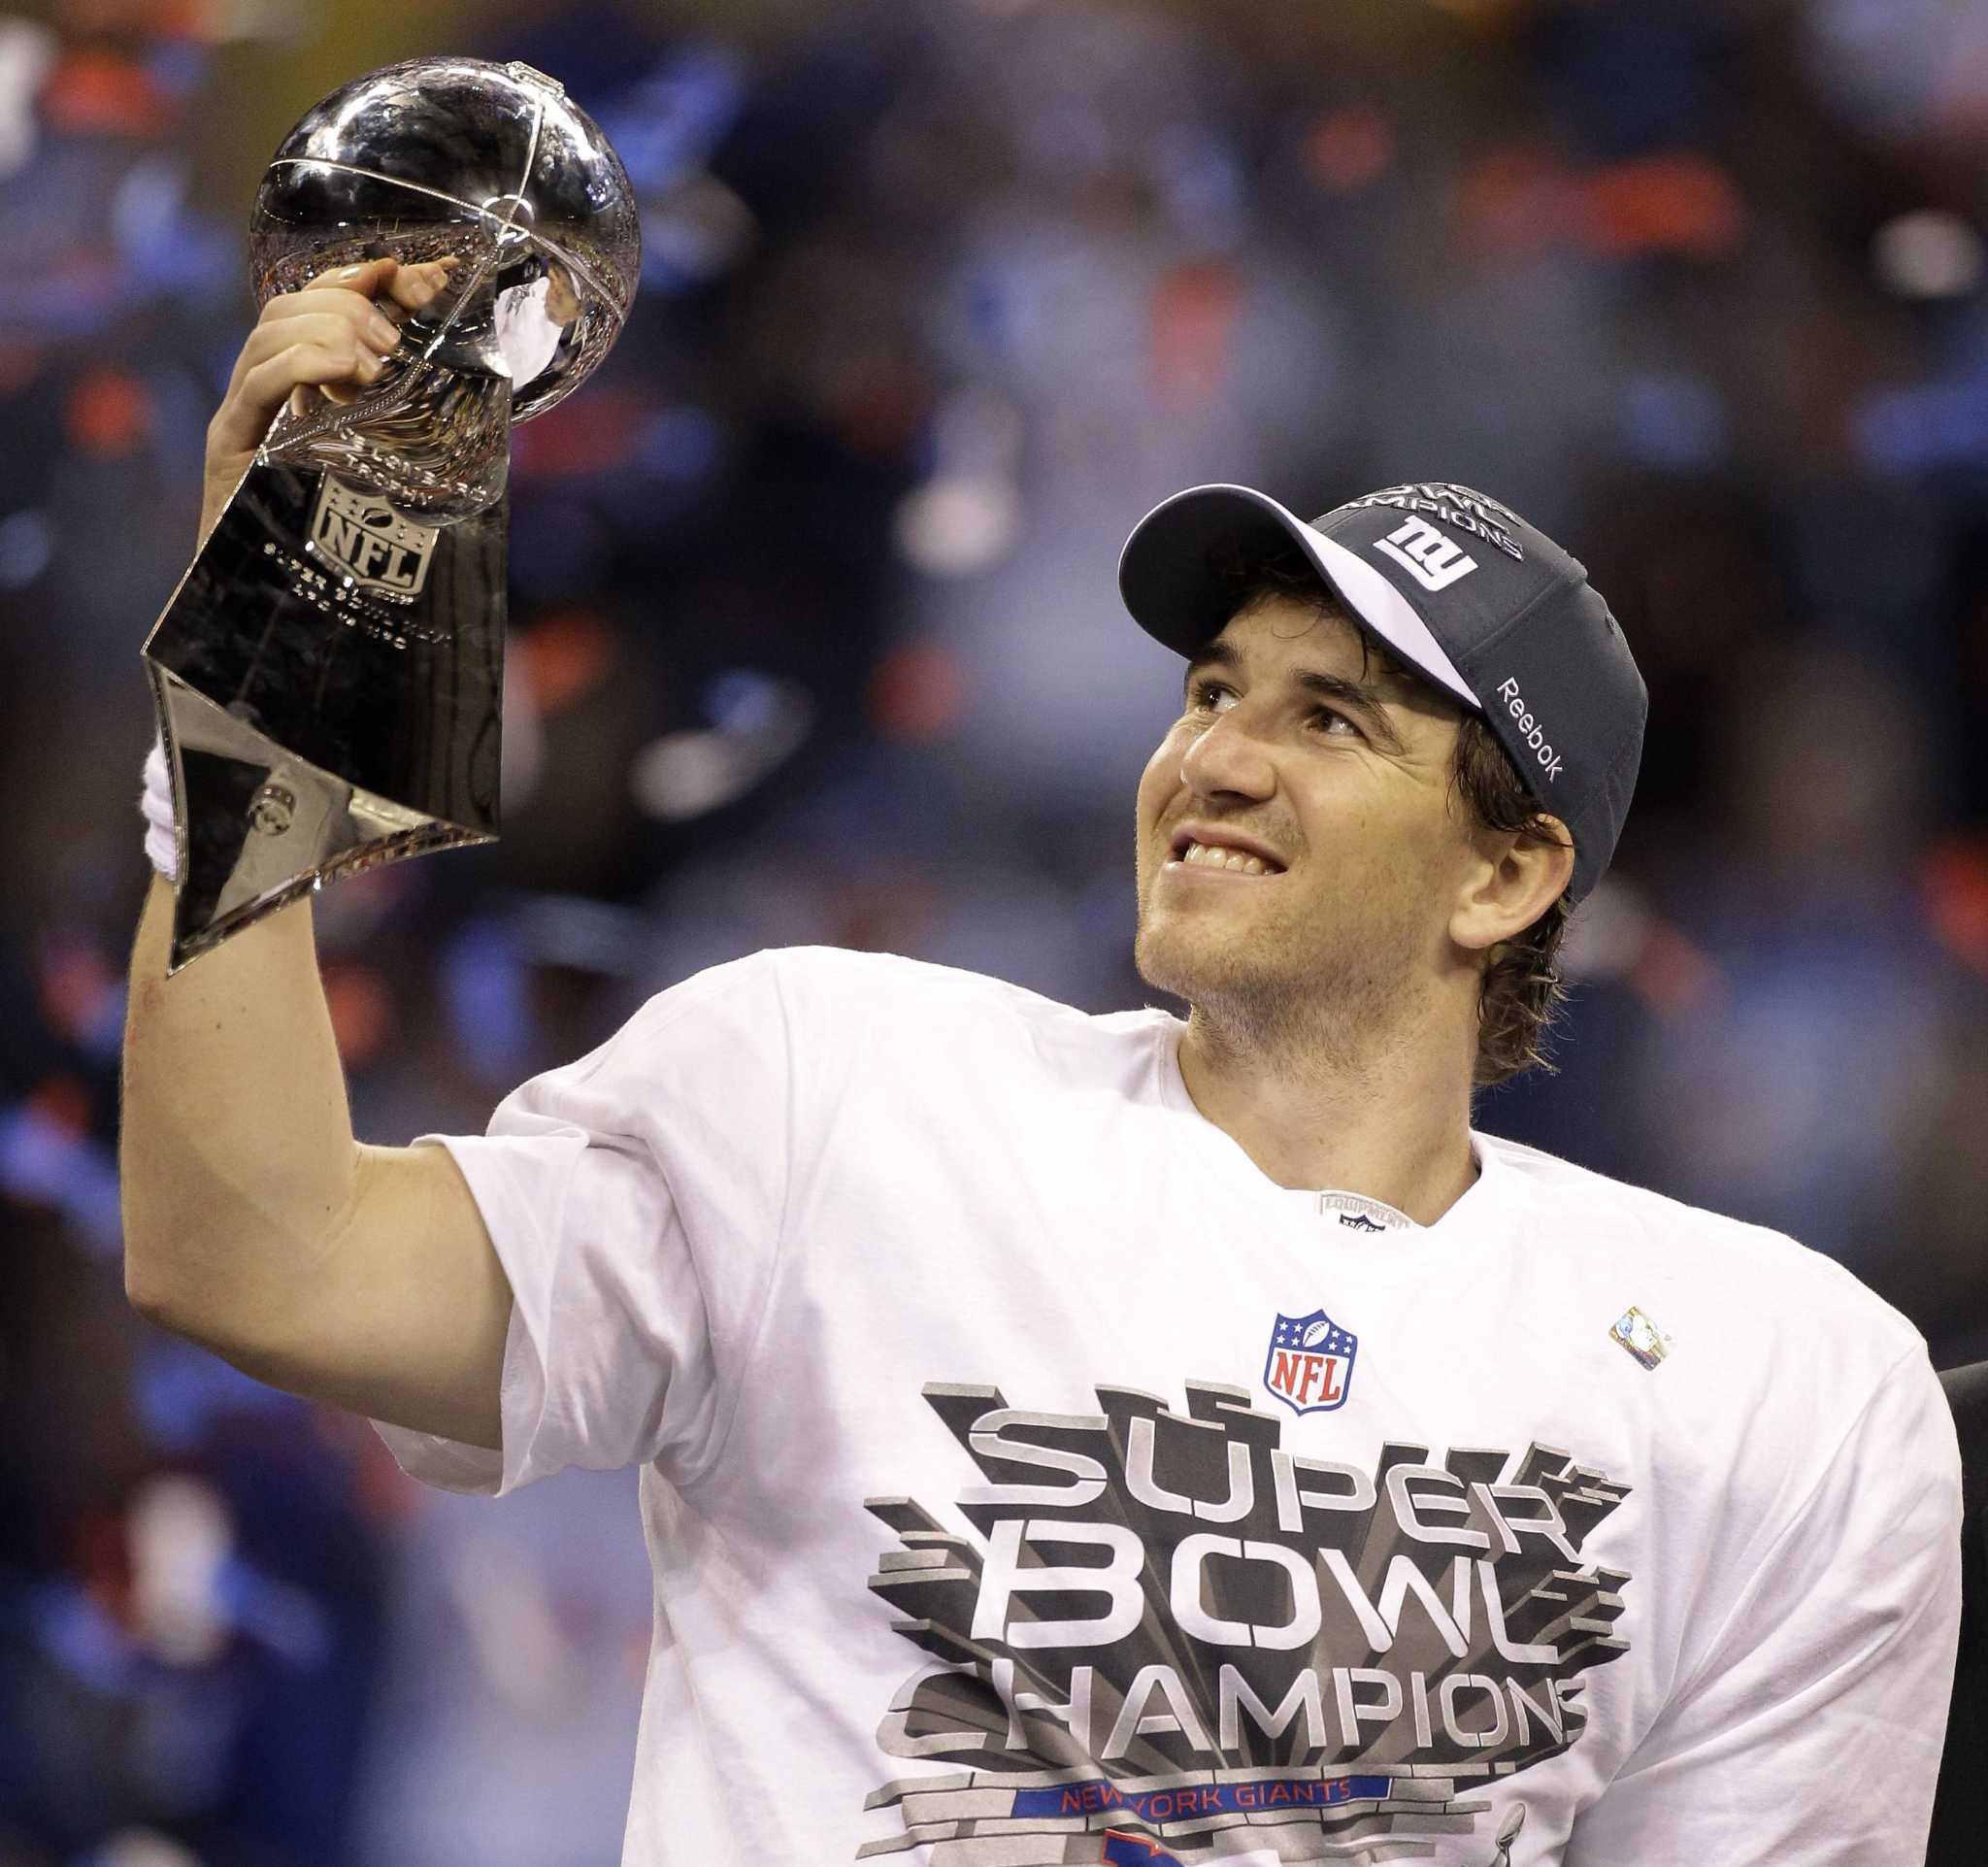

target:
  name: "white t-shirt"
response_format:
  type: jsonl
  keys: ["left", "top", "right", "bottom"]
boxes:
{"left": 375, "top": 946, "right": 1962, "bottom": 1867}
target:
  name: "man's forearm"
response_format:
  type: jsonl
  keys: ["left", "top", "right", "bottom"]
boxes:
{"left": 119, "top": 874, "right": 362, "bottom": 1348}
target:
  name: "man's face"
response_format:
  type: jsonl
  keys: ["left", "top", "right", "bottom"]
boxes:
{"left": 1132, "top": 594, "right": 1480, "bottom": 1050}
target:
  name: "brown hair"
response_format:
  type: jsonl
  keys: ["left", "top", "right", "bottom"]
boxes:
{"left": 1214, "top": 547, "right": 1571, "bottom": 1086}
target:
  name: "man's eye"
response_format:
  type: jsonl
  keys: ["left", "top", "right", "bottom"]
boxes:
{"left": 1184, "top": 682, "right": 1365, "bottom": 740}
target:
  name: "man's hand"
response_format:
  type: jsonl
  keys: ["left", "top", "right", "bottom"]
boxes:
{"left": 198, "top": 254, "right": 457, "bottom": 548}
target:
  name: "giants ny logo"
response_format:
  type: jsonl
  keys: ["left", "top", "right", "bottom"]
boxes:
{"left": 1373, "top": 515, "right": 1478, "bottom": 592}
{"left": 1263, "top": 1309, "right": 1358, "bottom": 1415}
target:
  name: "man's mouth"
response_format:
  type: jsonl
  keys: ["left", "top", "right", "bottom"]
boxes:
{"left": 1163, "top": 833, "right": 1286, "bottom": 878}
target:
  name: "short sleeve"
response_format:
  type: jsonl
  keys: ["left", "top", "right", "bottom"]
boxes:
{"left": 1568, "top": 1344, "right": 1963, "bottom": 1865}
{"left": 371, "top": 950, "right": 795, "bottom": 1499}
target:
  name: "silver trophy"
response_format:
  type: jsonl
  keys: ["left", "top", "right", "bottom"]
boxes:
{"left": 143, "top": 56, "right": 640, "bottom": 970}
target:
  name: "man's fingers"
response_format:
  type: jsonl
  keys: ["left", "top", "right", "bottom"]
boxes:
{"left": 384, "top": 256, "right": 459, "bottom": 312}
{"left": 256, "top": 255, "right": 458, "bottom": 326}
{"left": 300, "top": 255, "right": 398, "bottom": 296}
{"left": 226, "top": 309, "right": 394, "bottom": 397}
{"left": 215, "top": 341, "right": 385, "bottom": 454}
{"left": 229, "top": 310, "right": 387, "bottom": 380}
{"left": 242, "top": 257, "right": 459, "bottom": 395}
{"left": 209, "top": 254, "right": 463, "bottom": 470}
{"left": 292, "top": 381, "right": 359, "bottom": 417}
{"left": 254, "top": 287, "right": 406, "bottom": 341}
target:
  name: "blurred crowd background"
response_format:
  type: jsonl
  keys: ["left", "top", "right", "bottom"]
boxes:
{"left": 2, "top": 0, "right": 1987, "bottom": 1859}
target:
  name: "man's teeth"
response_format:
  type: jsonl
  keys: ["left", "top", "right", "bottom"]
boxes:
{"left": 1181, "top": 840, "right": 1273, "bottom": 876}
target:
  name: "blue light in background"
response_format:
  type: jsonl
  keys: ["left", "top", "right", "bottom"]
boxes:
{"left": 705, "top": 668, "right": 782, "bottom": 735}
{"left": 595, "top": 44, "right": 746, "bottom": 195}
{"left": 1855, "top": 364, "right": 1988, "bottom": 474}
{"left": 0, "top": 509, "right": 54, "bottom": 587}
{"left": 1621, "top": 373, "right": 1728, "bottom": 470}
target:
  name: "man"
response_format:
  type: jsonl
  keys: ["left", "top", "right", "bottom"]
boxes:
{"left": 122, "top": 261, "right": 1961, "bottom": 1866}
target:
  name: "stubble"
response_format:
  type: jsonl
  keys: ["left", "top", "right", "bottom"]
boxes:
{"left": 1133, "top": 871, "right": 1427, "bottom": 1083}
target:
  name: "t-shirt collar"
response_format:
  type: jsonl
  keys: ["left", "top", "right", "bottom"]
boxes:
{"left": 1148, "top": 1012, "right": 1510, "bottom": 1239}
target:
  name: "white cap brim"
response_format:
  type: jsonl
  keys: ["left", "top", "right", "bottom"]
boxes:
{"left": 1117, "top": 483, "right": 1480, "bottom": 710}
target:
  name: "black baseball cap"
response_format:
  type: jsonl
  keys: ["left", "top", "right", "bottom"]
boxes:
{"left": 1118, "top": 481, "right": 1645, "bottom": 905}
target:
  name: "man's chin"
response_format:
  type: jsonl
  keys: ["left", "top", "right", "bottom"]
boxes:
{"left": 1133, "top": 919, "right": 1265, "bottom": 1008}
{"left": 1131, "top": 917, "right": 1184, "bottom": 1001}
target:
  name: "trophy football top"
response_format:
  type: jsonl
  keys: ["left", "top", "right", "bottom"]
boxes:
{"left": 248, "top": 56, "right": 641, "bottom": 426}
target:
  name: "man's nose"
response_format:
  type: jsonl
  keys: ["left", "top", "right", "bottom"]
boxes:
{"left": 1179, "top": 705, "right": 1276, "bottom": 801}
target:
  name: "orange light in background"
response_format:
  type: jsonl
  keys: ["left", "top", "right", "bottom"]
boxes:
{"left": 1148, "top": 259, "right": 1242, "bottom": 415}
{"left": 38, "top": 936, "right": 116, "bottom": 1047}
{"left": 832, "top": 870, "right": 939, "bottom": 956}
{"left": 40, "top": 48, "right": 178, "bottom": 138}
{"left": 1923, "top": 837, "right": 1988, "bottom": 978}
{"left": 512, "top": 389, "right": 645, "bottom": 481}
{"left": 1455, "top": 145, "right": 1571, "bottom": 258}
{"left": 1630, "top": 919, "right": 1724, "bottom": 1020}
{"left": 1578, "top": 151, "right": 1746, "bottom": 261}
{"left": 869, "top": 636, "right": 967, "bottom": 742}
{"left": 28, "top": 1073, "right": 92, "bottom": 1137}
{"left": 73, "top": 1501, "right": 133, "bottom": 1626}
{"left": 828, "top": 350, "right": 932, "bottom": 458}
{"left": 0, "top": 342, "right": 45, "bottom": 397}
{"left": 321, "top": 961, "right": 391, "bottom": 1070}
{"left": 1457, "top": 146, "right": 1745, "bottom": 263}
{"left": 1303, "top": 107, "right": 1395, "bottom": 196}
{"left": 66, "top": 366, "right": 151, "bottom": 457}
{"left": 325, "top": 1412, "right": 429, "bottom": 1527}
{"left": 1565, "top": 880, "right": 1725, "bottom": 1020}
{"left": 518, "top": 606, "right": 617, "bottom": 717}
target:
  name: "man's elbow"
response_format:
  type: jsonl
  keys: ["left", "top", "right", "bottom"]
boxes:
{"left": 120, "top": 1238, "right": 315, "bottom": 1415}
{"left": 121, "top": 1213, "right": 182, "bottom": 1329}
{"left": 122, "top": 1233, "right": 225, "bottom": 1349}
{"left": 118, "top": 1208, "right": 309, "bottom": 1359}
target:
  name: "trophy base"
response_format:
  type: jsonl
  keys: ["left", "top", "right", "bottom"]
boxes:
{"left": 149, "top": 670, "right": 494, "bottom": 973}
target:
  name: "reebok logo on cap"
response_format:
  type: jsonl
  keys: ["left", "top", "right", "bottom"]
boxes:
{"left": 1495, "top": 675, "right": 1563, "bottom": 782}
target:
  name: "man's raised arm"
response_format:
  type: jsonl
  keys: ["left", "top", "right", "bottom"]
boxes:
{"left": 118, "top": 257, "right": 511, "bottom": 1450}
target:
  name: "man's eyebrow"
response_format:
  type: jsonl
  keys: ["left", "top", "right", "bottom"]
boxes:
{"left": 1181, "top": 639, "right": 1407, "bottom": 751}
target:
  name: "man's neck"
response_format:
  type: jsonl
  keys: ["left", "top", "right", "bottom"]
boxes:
{"left": 1175, "top": 1001, "right": 1478, "bottom": 1226}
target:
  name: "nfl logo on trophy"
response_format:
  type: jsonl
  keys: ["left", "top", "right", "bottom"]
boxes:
{"left": 309, "top": 477, "right": 440, "bottom": 596}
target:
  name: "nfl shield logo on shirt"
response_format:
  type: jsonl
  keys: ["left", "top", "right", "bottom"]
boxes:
{"left": 1263, "top": 1309, "right": 1358, "bottom": 1416}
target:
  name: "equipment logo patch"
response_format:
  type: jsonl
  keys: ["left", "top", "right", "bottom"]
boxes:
{"left": 1263, "top": 1309, "right": 1358, "bottom": 1416}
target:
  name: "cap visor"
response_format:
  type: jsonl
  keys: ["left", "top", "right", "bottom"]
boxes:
{"left": 1117, "top": 483, "right": 1478, "bottom": 709}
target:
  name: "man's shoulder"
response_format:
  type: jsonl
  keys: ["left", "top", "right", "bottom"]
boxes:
{"left": 640, "top": 944, "right": 1050, "bottom": 1015}
{"left": 756, "top": 944, "right": 1078, "bottom": 1021}
{"left": 1480, "top": 1131, "right": 1926, "bottom": 1361}
{"left": 702, "top": 946, "right": 1171, "bottom": 1065}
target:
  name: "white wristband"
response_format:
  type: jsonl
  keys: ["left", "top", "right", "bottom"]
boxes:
{"left": 142, "top": 736, "right": 179, "bottom": 882}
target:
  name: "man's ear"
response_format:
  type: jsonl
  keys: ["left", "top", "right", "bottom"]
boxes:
{"left": 1450, "top": 817, "right": 1575, "bottom": 954}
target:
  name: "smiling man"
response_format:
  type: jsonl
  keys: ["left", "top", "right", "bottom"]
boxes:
{"left": 1123, "top": 483, "right": 1618, "bottom": 1219}
{"left": 121, "top": 283, "right": 1961, "bottom": 1867}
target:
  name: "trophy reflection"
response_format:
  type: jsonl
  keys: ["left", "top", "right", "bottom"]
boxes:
{"left": 143, "top": 56, "right": 639, "bottom": 971}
